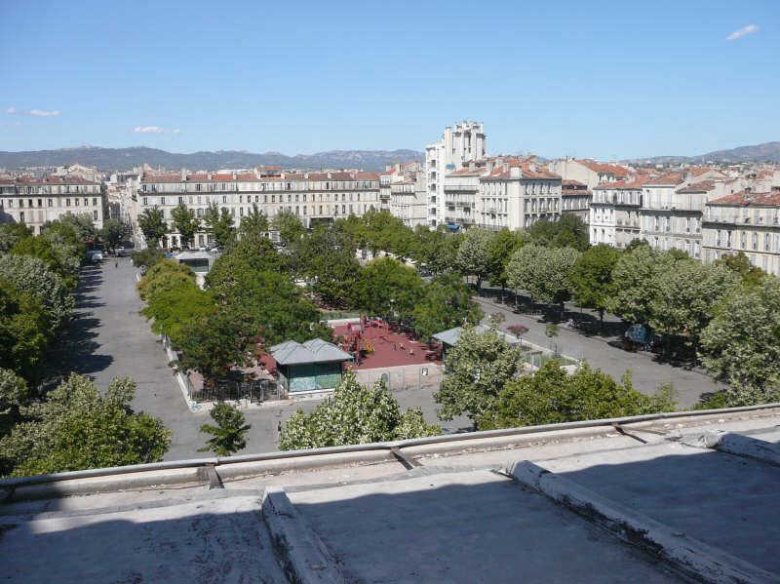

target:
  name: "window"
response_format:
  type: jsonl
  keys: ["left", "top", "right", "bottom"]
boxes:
{"left": 142, "top": 197, "right": 147, "bottom": 206}
{"left": 93, "top": 210, "right": 98, "bottom": 220}
{"left": 160, "top": 197, "right": 166, "bottom": 206}
{"left": 48, "top": 199, "right": 53, "bottom": 207}
{"left": 75, "top": 198, "right": 80, "bottom": 207}
{"left": 765, "top": 233, "right": 771, "bottom": 252}
{"left": 178, "top": 196, "right": 184, "bottom": 204}
{"left": 222, "top": 195, "right": 227, "bottom": 204}
{"left": 37, "top": 199, "right": 42, "bottom": 207}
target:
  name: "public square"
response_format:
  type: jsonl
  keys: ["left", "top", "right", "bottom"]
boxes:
{"left": 67, "top": 260, "right": 719, "bottom": 461}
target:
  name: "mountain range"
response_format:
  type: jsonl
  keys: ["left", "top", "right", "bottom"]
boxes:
{"left": 1, "top": 141, "right": 778, "bottom": 172}
{"left": 626, "top": 141, "right": 780, "bottom": 164}
{"left": 0, "top": 146, "right": 424, "bottom": 172}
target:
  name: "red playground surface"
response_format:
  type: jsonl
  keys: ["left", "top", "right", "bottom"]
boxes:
{"left": 332, "top": 319, "right": 442, "bottom": 369}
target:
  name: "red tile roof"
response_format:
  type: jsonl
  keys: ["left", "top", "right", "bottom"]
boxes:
{"left": 643, "top": 172, "right": 685, "bottom": 186}
{"left": 593, "top": 180, "right": 643, "bottom": 190}
{"left": 579, "top": 160, "right": 630, "bottom": 178}
{"left": 708, "top": 190, "right": 780, "bottom": 207}
{"left": 676, "top": 181, "right": 715, "bottom": 194}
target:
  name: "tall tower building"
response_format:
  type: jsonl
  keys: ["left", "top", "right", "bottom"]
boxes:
{"left": 425, "top": 121, "right": 486, "bottom": 227}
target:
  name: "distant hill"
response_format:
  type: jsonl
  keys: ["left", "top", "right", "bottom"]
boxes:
{"left": 628, "top": 141, "right": 780, "bottom": 164}
{"left": 0, "top": 146, "right": 424, "bottom": 172}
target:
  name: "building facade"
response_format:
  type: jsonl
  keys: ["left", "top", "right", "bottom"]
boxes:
{"left": 548, "top": 159, "right": 632, "bottom": 190}
{"left": 0, "top": 176, "right": 105, "bottom": 233}
{"left": 701, "top": 189, "right": 780, "bottom": 276}
{"left": 138, "top": 169, "right": 380, "bottom": 248}
{"left": 425, "top": 121, "right": 487, "bottom": 227}
{"left": 589, "top": 181, "right": 643, "bottom": 248}
{"left": 561, "top": 179, "right": 591, "bottom": 224}
{"left": 382, "top": 162, "right": 427, "bottom": 228}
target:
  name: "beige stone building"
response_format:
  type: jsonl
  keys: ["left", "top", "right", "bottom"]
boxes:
{"left": 561, "top": 179, "right": 591, "bottom": 224}
{"left": 0, "top": 175, "right": 105, "bottom": 233}
{"left": 138, "top": 168, "right": 380, "bottom": 248}
{"left": 701, "top": 188, "right": 780, "bottom": 276}
{"left": 589, "top": 180, "right": 643, "bottom": 248}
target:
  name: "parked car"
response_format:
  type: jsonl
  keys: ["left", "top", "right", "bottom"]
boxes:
{"left": 87, "top": 250, "right": 104, "bottom": 263}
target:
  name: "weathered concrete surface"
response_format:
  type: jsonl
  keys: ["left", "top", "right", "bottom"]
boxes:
{"left": 289, "top": 469, "right": 679, "bottom": 583}
{"left": 262, "top": 487, "right": 347, "bottom": 584}
{"left": 537, "top": 440, "right": 780, "bottom": 576}
{"left": 0, "top": 492, "right": 287, "bottom": 584}
{"left": 680, "top": 430, "right": 780, "bottom": 466}
{"left": 511, "top": 460, "right": 777, "bottom": 584}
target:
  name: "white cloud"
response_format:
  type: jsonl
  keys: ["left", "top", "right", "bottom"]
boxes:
{"left": 6, "top": 106, "right": 60, "bottom": 117}
{"left": 726, "top": 24, "right": 759, "bottom": 41}
{"left": 133, "top": 125, "right": 180, "bottom": 134}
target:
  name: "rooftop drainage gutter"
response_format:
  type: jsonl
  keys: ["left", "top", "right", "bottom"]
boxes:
{"left": 1, "top": 402, "right": 778, "bottom": 497}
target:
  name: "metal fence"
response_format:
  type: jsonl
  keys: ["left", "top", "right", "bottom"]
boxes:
{"left": 354, "top": 363, "right": 443, "bottom": 392}
{"left": 192, "top": 378, "right": 286, "bottom": 404}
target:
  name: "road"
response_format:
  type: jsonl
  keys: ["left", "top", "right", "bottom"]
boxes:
{"left": 66, "top": 260, "right": 461, "bottom": 460}
{"left": 475, "top": 296, "right": 721, "bottom": 407}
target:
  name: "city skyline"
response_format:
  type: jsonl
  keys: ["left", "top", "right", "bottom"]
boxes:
{"left": 1, "top": 0, "right": 778, "bottom": 159}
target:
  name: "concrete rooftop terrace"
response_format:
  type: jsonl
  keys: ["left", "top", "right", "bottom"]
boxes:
{"left": 2, "top": 405, "right": 780, "bottom": 583}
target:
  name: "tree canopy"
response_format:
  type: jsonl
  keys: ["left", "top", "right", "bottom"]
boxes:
{"left": 699, "top": 278, "right": 780, "bottom": 404}
{"left": 0, "top": 375, "right": 170, "bottom": 477}
{"left": 204, "top": 202, "right": 236, "bottom": 248}
{"left": 479, "top": 361, "right": 675, "bottom": 429}
{"left": 199, "top": 402, "right": 251, "bottom": 456}
{"left": 434, "top": 326, "right": 522, "bottom": 426}
{"left": 506, "top": 244, "right": 581, "bottom": 307}
{"left": 171, "top": 203, "right": 201, "bottom": 249}
{"left": 570, "top": 244, "right": 621, "bottom": 321}
{"left": 138, "top": 207, "right": 168, "bottom": 248}
{"left": 280, "top": 371, "right": 440, "bottom": 450}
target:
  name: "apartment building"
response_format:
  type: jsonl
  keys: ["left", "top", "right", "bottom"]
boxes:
{"left": 638, "top": 172, "right": 702, "bottom": 257}
{"left": 438, "top": 157, "right": 563, "bottom": 231}
{"left": 0, "top": 175, "right": 105, "bottom": 233}
{"left": 548, "top": 158, "right": 632, "bottom": 190}
{"left": 382, "top": 162, "right": 427, "bottom": 228}
{"left": 589, "top": 180, "right": 643, "bottom": 248}
{"left": 701, "top": 188, "right": 780, "bottom": 276}
{"left": 425, "top": 121, "right": 487, "bottom": 227}
{"left": 561, "top": 179, "right": 591, "bottom": 224}
{"left": 138, "top": 168, "right": 380, "bottom": 248}
{"left": 477, "top": 158, "right": 562, "bottom": 231}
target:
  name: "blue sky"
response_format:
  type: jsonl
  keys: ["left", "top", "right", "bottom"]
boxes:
{"left": 0, "top": 0, "right": 777, "bottom": 159}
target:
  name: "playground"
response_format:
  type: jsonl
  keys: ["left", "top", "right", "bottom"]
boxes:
{"left": 332, "top": 319, "right": 442, "bottom": 369}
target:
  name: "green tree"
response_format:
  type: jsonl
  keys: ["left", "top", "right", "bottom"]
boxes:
{"left": 0, "top": 279, "right": 50, "bottom": 381}
{"left": 0, "top": 223, "right": 32, "bottom": 252}
{"left": 238, "top": 204, "right": 269, "bottom": 239}
{"left": 487, "top": 228, "right": 528, "bottom": 301}
{"left": 434, "top": 326, "right": 522, "bottom": 427}
{"left": 198, "top": 402, "right": 251, "bottom": 456}
{"left": 0, "top": 375, "right": 170, "bottom": 476}
{"left": 0, "top": 254, "right": 74, "bottom": 328}
{"left": 204, "top": 202, "right": 236, "bottom": 248}
{"left": 411, "top": 274, "right": 482, "bottom": 341}
{"left": 354, "top": 257, "right": 424, "bottom": 319}
{"left": 411, "top": 226, "right": 461, "bottom": 276}
{"left": 699, "top": 278, "right": 780, "bottom": 404}
{"left": 100, "top": 218, "right": 132, "bottom": 254}
{"left": 714, "top": 252, "right": 766, "bottom": 289}
{"left": 177, "top": 308, "right": 257, "bottom": 386}
{"left": 294, "top": 225, "right": 361, "bottom": 309}
{"left": 138, "top": 207, "right": 168, "bottom": 248}
{"left": 131, "top": 247, "right": 165, "bottom": 269}
{"left": 607, "top": 246, "right": 676, "bottom": 324}
{"left": 479, "top": 361, "right": 675, "bottom": 429}
{"left": 279, "top": 371, "right": 440, "bottom": 450}
{"left": 170, "top": 203, "right": 201, "bottom": 249}
{"left": 649, "top": 261, "right": 739, "bottom": 351}
{"left": 570, "top": 244, "right": 621, "bottom": 325}
{"left": 137, "top": 259, "right": 195, "bottom": 302}
{"left": 506, "top": 244, "right": 581, "bottom": 311}
{"left": 271, "top": 209, "right": 305, "bottom": 247}
{"left": 0, "top": 368, "right": 30, "bottom": 417}
{"left": 528, "top": 215, "right": 589, "bottom": 251}
{"left": 455, "top": 229, "right": 494, "bottom": 292}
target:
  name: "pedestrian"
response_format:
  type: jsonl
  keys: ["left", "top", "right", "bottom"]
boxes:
{"left": 115, "top": 260, "right": 119, "bottom": 268}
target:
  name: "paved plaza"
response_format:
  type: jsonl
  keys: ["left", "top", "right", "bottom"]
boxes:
{"left": 63, "top": 261, "right": 719, "bottom": 461}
